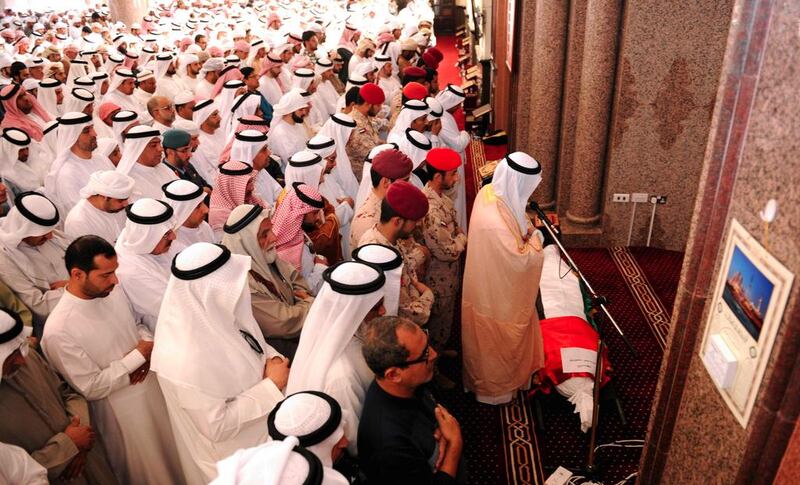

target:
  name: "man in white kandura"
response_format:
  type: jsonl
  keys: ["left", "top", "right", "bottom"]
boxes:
{"left": 42, "top": 235, "right": 183, "bottom": 485}
{"left": 152, "top": 242, "right": 291, "bottom": 484}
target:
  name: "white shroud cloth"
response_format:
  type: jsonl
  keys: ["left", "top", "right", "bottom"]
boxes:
{"left": 42, "top": 287, "right": 183, "bottom": 485}
{"left": 152, "top": 243, "right": 285, "bottom": 484}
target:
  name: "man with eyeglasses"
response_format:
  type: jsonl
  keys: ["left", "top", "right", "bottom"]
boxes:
{"left": 161, "top": 129, "right": 210, "bottom": 191}
{"left": 358, "top": 316, "right": 466, "bottom": 484}
{"left": 146, "top": 95, "right": 176, "bottom": 133}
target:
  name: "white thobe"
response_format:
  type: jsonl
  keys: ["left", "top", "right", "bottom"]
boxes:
{"left": 47, "top": 152, "right": 114, "bottom": 213}
{"left": 195, "top": 129, "right": 227, "bottom": 182}
{"left": 258, "top": 76, "right": 284, "bottom": 107}
{"left": 42, "top": 288, "right": 183, "bottom": 485}
{"left": 151, "top": 120, "right": 171, "bottom": 132}
{"left": 378, "top": 76, "right": 401, "bottom": 105}
{"left": 157, "top": 356, "right": 284, "bottom": 484}
{"left": 194, "top": 79, "right": 215, "bottom": 100}
{"left": 0, "top": 236, "right": 69, "bottom": 324}
{"left": 174, "top": 221, "right": 216, "bottom": 252}
{"left": 254, "top": 170, "right": 283, "bottom": 206}
{"left": 128, "top": 162, "right": 178, "bottom": 201}
{"left": 94, "top": 118, "right": 115, "bottom": 140}
{"left": 315, "top": 81, "right": 339, "bottom": 117}
{"left": 322, "top": 338, "right": 374, "bottom": 455}
{"left": 156, "top": 76, "right": 182, "bottom": 101}
{"left": 116, "top": 252, "right": 171, "bottom": 333}
{"left": 300, "top": 241, "right": 327, "bottom": 295}
{"left": 104, "top": 91, "right": 145, "bottom": 118}
{"left": 64, "top": 199, "right": 127, "bottom": 242}
{"left": 177, "top": 75, "right": 199, "bottom": 94}
{"left": 267, "top": 121, "right": 308, "bottom": 167}
{"left": 439, "top": 111, "right": 471, "bottom": 230}
{"left": 0, "top": 443, "right": 48, "bottom": 485}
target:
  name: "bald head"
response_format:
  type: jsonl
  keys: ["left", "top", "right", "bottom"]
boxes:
{"left": 147, "top": 96, "right": 175, "bottom": 126}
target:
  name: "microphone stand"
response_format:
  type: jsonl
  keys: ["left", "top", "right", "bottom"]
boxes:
{"left": 529, "top": 201, "right": 636, "bottom": 476}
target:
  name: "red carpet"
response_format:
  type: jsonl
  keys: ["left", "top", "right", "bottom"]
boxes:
{"left": 435, "top": 35, "right": 463, "bottom": 88}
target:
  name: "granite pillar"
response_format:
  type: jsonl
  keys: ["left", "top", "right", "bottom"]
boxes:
{"left": 641, "top": 0, "right": 800, "bottom": 483}
{"left": 564, "top": 0, "right": 622, "bottom": 226}
{"left": 513, "top": 0, "right": 568, "bottom": 209}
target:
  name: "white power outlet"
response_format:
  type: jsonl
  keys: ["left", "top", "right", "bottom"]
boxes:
{"left": 631, "top": 192, "right": 649, "bottom": 203}
{"left": 613, "top": 193, "right": 630, "bottom": 203}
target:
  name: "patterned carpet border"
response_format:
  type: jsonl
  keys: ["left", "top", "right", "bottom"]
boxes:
{"left": 501, "top": 392, "right": 545, "bottom": 485}
{"left": 608, "top": 247, "right": 671, "bottom": 349}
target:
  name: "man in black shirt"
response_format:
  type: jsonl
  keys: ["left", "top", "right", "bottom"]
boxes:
{"left": 161, "top": 128, "right": 210, "bottom": 191}
{"left": 359, "top": 316, "right": 466, "bottom": 484}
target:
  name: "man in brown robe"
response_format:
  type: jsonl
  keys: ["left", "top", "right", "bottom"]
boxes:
{"left": 461, "top": 152, "right": 546, "bottom": 405}
{"left": 222, "top": 204, "right": 314, "bottom": 359}
{"left": 0, "top": 308, "right": 118, "bottom": 484}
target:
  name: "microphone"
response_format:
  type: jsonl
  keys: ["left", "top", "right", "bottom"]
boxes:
{"left": 529, "top": 200, "right": 559, "bottom": 235}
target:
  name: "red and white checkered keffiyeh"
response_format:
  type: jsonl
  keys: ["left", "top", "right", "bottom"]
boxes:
{"left": 273, "top": 184, "right": 322, "bottom": 270}
{"left": 208, "top": 161, "right": 267, "bottom": 231}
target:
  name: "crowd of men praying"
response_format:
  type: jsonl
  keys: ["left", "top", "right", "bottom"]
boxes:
{"left": 0, "top": 1, "right": 548, "bottom": 484}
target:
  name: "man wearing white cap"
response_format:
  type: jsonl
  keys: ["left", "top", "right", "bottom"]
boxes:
{"left": 114, "top": 198, "right": 177, "bottom": 333}
{"left": 195, "top": 57, "right": 224, "bottom": 99}
{"left": 0, "top": 192, "right": 71, "bottom": 331}
{"left": 461, "top": 152, "right": 546, "bottom": 405}
{"left": 101, "top": 68, "right": 142, "bottom": 116}
{"left": 286, "top": 260, "right": 387, "bottom": 454}
{"left": 152, "top": 242, "right": 290, "bottom": 484}
{"left": 0, "top": 307, "right": 119, "bottom": 484}
{"left": 174, "top": 90, "right": 196, "bottom": 121}
{"left": 162, "top": 179, "right": 214, "bottom": 251}
{"left": 42, "top": 235, "right": 183, "bottom": 485}
{"left": 64, "top": 170, "right": 134, "bottom": 243}
{"left": 116, "top": 125, "right": 177, "bottom": 201}
{"left": 268, "top": 88, "right": 311, "bottom": 167}
{"left": 176, "top": 53, "right": 201, "bottom": 93}
{"left": 211, "top": 436, "right": 342, "bottom": 485}
{"left": 192, "top": 98, "right": 226, "bottom": 184}
{"left": 44, "top": 112, "right": 114, "bottom": 213}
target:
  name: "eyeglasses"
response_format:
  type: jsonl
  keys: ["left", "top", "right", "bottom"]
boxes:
{"left": 154, "top": 104, "right": 174, "bottom": 111}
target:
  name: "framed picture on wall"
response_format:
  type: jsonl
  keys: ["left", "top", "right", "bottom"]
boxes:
{"left": 700, "top": 219, "right": 794, "bottom": 427}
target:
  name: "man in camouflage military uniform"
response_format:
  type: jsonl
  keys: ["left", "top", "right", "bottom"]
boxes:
{"left": 419, "top": 148, "right": 468, "bottom": 350}
{"left": 350, "top": 148, "right": 413, "bottom": 250}
{"left": 346, "top": 83, "right": 385, "bottom": 179}
{"left": 357, "top": 181, "right": 434, "bottom": 326}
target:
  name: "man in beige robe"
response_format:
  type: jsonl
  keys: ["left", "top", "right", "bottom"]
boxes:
{"left": 0, "top": 308, "right": 118, "bottom": 484}
{"left": 461, "top": 152, "right": 545, "bottom": 405}
{"left": 221, "top": 204, "right": 314, "bottom": 360}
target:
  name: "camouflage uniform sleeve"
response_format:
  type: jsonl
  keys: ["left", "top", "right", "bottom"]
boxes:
{"left": 345, "top": 127, "right": 379, "bottom": 167}
{"left": 399, "top": 285, "right": 434, "bottom": 326}
{"left": 423, "top": 208, "right": 467, "bottom": 262}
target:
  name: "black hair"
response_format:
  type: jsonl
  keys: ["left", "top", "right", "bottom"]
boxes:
{"left": 362, "top": 316, "right": 418, "bottom": 377}
{"left": 344, "top": 86, "right": 361, "bottom": 106}
{"left": 194, "top": 33, "right": 206, "bottom": 42}
{"left": 10, "top": 62, "right": 27, "bottom": 78}
{"left": 65, "top": 235, "right": 116, "bottom": 274}
{"left": 425, "top": 163, "right": 447, "bottom": 181}
{"left": 424, "top": 67, "right": 437, "bottom": 82}
{"left": 379, "top": 198, "right": 403, "bottom": 223}
{"left": 302, "top": 31, "right": 316, "bottom": 43}
{"left": 240, "top": 66, "right": 255, "bottom": 78}
{"left": 370, "top": 166, "right": 385, "bottom": 188}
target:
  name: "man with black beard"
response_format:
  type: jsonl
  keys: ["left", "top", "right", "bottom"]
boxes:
{"left": 267, "top": 88, "right": 311, "bottom": 168}
{"left": 346, "top": 83, "right": 385, "bottom": 175}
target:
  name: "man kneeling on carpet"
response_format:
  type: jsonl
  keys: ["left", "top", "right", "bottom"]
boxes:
{"left": 358, "top": 316, "right": 467, "bottom": 484}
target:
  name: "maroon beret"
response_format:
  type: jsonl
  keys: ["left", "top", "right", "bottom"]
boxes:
{"left": 421, "top": 51, "right": 439, "bottom": 70}
{"left": 426, "top": 147, "right": 461, "bottom": 171}
{"left": 402, "top": 66, "right": 427, "bottom": 79}
{"left": 372, "top": 149, "right": 413, "bottom": 180}
{"left": 359, "top": 82, "right": 385, "bottom": 104}
{"left": 384, "top": 180, "right": 429, "bottom": 220}
{"left": 426, "top": 47, "right": 444, "bottom": 63}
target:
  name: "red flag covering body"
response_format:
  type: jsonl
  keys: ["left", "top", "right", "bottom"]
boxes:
{"left": 537, "top": 316, "right": 613, "bottom": 392}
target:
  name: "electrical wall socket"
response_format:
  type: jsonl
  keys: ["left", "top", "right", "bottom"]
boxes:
{"left": 631, "top": 192, "right": 649, "bottom": 203}
{"left": 613, "top": 193, "right": 630, "bottom": 203}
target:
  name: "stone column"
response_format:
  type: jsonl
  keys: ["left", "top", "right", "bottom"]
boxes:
{"left": 108, "top": 0, "right": 151, "bottom": 26}
{"left": 564, "top": 0, "right": 622, "bottom": 225}
{"left": 525, "top": 0, "right": 569, "bottom": 209}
